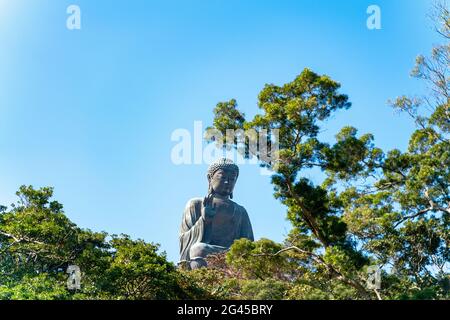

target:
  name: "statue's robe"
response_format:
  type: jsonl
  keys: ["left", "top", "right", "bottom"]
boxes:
{"left": 179, "top": 197, "right": 254, "bottom": 263}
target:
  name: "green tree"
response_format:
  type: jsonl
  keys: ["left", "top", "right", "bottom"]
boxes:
{"left": 209, "top": 68, "right": 375, "bottom": 299}
{"left": 0, "top": 186, "right": 206, "bottom": 300}
{"left": 206, "top": 1, "right": 449, "bottom": 300}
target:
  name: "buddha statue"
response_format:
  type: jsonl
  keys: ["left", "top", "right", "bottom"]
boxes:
{"left": 179, "top": 158, "right": 254, "bottom": 269}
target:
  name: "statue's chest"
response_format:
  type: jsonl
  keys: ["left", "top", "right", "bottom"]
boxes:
{"left": 212, "top": 199, "right": 236, "bottom": 222}
{"left": 210, "top": 200, "right": 239, "bottom": 241}
{"left": 212, "top": 210, "right": 235, "bottom": 226}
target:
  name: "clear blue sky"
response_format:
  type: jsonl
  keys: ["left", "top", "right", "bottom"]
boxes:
{"left": 0, "top": 0, "right": 439, "bottom": 262}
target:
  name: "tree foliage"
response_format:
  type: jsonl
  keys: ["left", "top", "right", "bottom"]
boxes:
{"left": 0, "top": 186, "right": 206, "bottom": 300}
{"left": 203, "top": 1, "right": 449, "bottom": 300}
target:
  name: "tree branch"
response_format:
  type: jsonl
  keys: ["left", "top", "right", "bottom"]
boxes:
{"left": 250, "top": 246, "right": 372, "bottom": 299}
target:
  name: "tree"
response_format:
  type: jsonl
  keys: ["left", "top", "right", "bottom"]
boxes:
{"left": 182, "top": 240, "right": 294, "bottom": 300}
{"left": 0, "top": 186, "right": 206, "bottom": 300}
{"left": 371, "top": 0, "right": 449, "bottom": 299}
{"left": 208, "top": 68, "right": 377, "bottom": 299}
{"left": 205, "top": 1, "right": 449, "bottom": 300}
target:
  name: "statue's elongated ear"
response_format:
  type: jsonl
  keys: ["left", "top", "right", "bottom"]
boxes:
{"left": 208, "top": 183, "right": 213, "bottom": 195}
{"left": 207, "top": 174, "right": 214, "bottom": 195}
{"left": 230, "top": 192, "right": 233, "bottom": 199}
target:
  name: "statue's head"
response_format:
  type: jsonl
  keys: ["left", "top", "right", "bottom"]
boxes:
{"left": 207, "top": 158, "right": 239, "bottom": 198}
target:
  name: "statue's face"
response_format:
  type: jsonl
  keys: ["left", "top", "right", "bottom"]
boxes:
{"left": 209, "top": 168, "right": 238, "bottom": 197}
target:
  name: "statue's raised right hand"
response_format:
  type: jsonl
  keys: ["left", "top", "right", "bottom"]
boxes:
{"left": 202, "top": 194, "right": 216, "bottom": 222}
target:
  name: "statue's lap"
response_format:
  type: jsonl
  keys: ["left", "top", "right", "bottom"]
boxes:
{"left": 189, "top": 242, "right": 227, "bottom": 259}
{"left": 187, "top": 242, "right": 228, "bottom": 269}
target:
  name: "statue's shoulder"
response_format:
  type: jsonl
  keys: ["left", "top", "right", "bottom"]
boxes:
{"left": 185, "top": 197, "right": 203, "bottom": 209}
{"left": 230, "top": 200, "right": 248, "bottom": 214}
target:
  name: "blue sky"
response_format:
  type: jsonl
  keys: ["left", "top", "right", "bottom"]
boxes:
{"left": 0, "top": 0, "right": 439, "bottom": 262}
